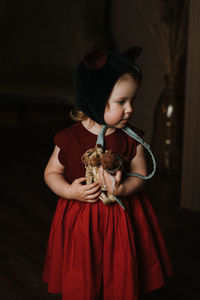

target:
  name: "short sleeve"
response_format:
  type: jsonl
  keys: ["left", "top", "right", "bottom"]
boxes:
{"left": 54, "top": 130, "right": 68, "bottom": 166}
{"left": 125, "top": 125, "right": 145, "bottom": 161}
{"left": 129, "top": 125, "right": 145, "bottom": 146}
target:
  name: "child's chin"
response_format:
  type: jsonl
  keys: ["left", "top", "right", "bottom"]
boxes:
{"left": 107, "top": 120, "right": 129, "bottom": 128}
{"left": 118, "top": 120, "right": 129, "bottom": 127}
{"left": 115, "top": 123, "right": 128, "bottom": 129}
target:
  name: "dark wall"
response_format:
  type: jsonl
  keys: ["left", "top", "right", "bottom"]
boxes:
{"left": 0, "top": 0, "right": 110, "bottom": 71}
{"left": 0, "top": 0, "right": 165, "bottom": 141}
{"left": 111, "top": 0, "right": 165, "bottom": 141}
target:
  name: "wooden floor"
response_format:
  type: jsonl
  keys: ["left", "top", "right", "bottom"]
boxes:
{"left": 0, "top": 109, "right": 200, "bottom": 300}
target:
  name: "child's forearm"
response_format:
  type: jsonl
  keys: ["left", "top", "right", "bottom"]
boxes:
{"left": 116, "top": 176, "right": 145, "bottom": 197}
{"left": 44, "top": 171, "right": 71, "bottom": 199}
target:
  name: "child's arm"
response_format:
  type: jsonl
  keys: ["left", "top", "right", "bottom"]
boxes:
{"left": 116, "top": 144, "right": 147, "bottom": 196}
{"left": 44, "top": 146, "right": 101, "bottom": 202}
{"left": 99, "top": 144, "right": 147, "bottom": 197}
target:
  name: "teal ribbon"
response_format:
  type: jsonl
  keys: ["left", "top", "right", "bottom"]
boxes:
{"left": 97, "top": 125, "right": 156, "bottom": 180}
{"left": 122, "top": 126, "right": 156, "bottom": 180}
{"left": 96, "top": 125, "right": 157, "bottom": 210}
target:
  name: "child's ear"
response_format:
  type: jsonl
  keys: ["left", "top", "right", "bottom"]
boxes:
{"left": 83, "top": 48, "right": 107, "bottom": 70}
{"left": 124, "top": 46, "right": 142, "bottom": 61}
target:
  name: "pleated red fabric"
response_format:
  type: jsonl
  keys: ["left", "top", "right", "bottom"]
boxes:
{"left": 43, "top": 122, "right": 173, "bottom": 300}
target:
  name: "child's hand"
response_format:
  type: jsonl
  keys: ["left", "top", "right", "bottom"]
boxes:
{"left": 67, "top": 177, "right": 101, "bottom": 203}
{"left": 98, "top": 166, "right": 122, "bottom": 196}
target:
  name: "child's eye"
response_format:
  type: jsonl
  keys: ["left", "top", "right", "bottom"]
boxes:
{"left": 118, "top": 99, "right": 126, "bottom": 105}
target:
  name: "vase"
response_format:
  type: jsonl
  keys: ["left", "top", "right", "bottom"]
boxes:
{"left": 151, "top": 75, "right": 181, "bottom": 175}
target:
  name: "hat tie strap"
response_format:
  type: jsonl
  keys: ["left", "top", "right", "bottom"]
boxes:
{"left": 96, "top": 125, "right": 108, "bottom": 147}
{"left": 96, "top": 125, "right": 156, "bottom": 180}
{"left": 96, "top": 125, "right": 156, "bottom": 210}
{"left": 122, "top": 126, "right": 156, "bottom": 180}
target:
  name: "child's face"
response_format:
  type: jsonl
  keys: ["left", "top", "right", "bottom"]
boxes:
{"left": 104, "top": 74, "right": 139, "bottom": 128}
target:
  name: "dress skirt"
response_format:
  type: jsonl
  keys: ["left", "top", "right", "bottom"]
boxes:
{"left": 43, "top": 192, "right": 173, "bottom": 300}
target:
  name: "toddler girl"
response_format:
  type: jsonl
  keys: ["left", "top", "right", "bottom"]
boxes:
{"left": 43, "top": 48, "right": 173, "bottom": 300}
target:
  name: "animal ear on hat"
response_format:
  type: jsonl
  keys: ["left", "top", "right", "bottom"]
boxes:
{"left": 124, "top": 46, "right": 142, "bottom": 61}
{"left": 83, "top": 48, "right": 108, "bottom": 70}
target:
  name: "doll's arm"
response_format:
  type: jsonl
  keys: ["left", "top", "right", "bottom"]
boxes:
{"left": 98, "top": 144, "right": 147, "bottom": 197}
{"left": 44, "top": 146, "right": 101, "bottom": 202}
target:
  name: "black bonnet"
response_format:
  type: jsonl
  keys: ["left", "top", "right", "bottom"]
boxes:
{"left": 74, "top": 47, "right": 142, "bottom": 124}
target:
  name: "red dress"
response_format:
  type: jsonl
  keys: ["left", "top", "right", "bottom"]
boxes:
{"left": 43, "top": 122, "right": 173, "bottom": 300}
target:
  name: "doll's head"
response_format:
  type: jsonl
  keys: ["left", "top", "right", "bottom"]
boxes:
{"left": 73, "top": 47, "right": 142, "bottom": 125}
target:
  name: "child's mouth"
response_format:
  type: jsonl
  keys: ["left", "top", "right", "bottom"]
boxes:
{"left": 121, "top": 119, "right": 129, "bottom": 122}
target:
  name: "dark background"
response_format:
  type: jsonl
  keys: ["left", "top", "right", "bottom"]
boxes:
{"left": 0, "top": 1, "right": 199, "bottom": 299}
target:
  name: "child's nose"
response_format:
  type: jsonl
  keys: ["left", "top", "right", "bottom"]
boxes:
{"left": 125, "top": 103, "right": 133, "bottom": 114}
